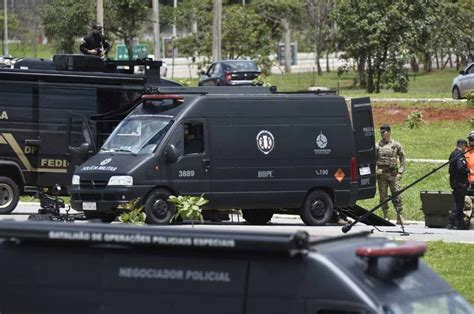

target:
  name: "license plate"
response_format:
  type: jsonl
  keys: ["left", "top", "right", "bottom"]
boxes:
{"left": 359, "top": 166, "right": 371, "bottom": 176}
{"left": 83, "top": 202, "right": 96, "bottom": 210}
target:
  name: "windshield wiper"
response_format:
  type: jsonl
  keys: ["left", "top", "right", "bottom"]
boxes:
{"left": 114, "top": 148, "right": 137, "bottom": 155}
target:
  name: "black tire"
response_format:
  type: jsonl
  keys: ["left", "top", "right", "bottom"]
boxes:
{"left": 144, "top": 189, "right": 176, "bottom": 225}
{"left": 0, "top": 176, "right": 20, "bottom": 214}
{"left": 242, "top": 209, "right": 273, "bottom": 225}
{"left": 300, "top": 190, "right": 333, "bottom": 226}
{"left": 84, "top": 211, "right": 117, "bottom": 223}
{"left": 452, "top": 86, "right": 461, "bottom": 99}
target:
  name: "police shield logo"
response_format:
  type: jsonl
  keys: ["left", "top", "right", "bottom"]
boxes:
{"left": 256, "top": 130, "right": 275, "bottom": 155}
{"left": 100, "top": 158, "right": 112, "bottom": 166}
{"left": 316, "top": 131, "right": 328, "bottom": 148}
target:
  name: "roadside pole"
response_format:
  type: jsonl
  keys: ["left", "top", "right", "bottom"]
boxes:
{"left": 171, "top": 0, "right": 177, "bottom": 78}
{"left": 152, "top": 0, "right": 161, "bottom": 60}
{"left": 212, "top": 0, "right": 222, "bottom": 62}
{"left": 3, "top": 0, "right": 8, "bottom": 56}
{"left": 97, "top": 0, "right": 104, "bottom": 34}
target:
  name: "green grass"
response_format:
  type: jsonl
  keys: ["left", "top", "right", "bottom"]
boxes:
{"left": 8, "top": 43, "right": 56, "bottom": 59}
{"left": 423, "top": 241, "right": 474, "bottom": 304}
{"left": 266, "top": 69, "right": 457, "bottom": 98}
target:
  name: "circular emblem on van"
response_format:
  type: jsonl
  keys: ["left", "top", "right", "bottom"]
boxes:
{"left": 256, "top": 130, "right": 275, "bottom": 155}
{"left": 316, "top": 132, "right": 328, "bottom": 149}
{"left": 100, "top": 158, "right": 112, "bottom": 166}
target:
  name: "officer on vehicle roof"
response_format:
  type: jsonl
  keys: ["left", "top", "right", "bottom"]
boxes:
{"left": 464, "top": 131, "right": 474, "bottom": 196}
{"left": 376, "top": 124, "right": 406, "bottom": 224}
{"left": 447, "top": 139, "right": 470, "bottom": 229}
{"left": 80, "top": 23, "right": 110, "bottom": 57}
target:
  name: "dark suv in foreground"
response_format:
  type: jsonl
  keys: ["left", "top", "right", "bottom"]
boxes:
{"left": 198, "top": 60, "right": 262, "bottom": 86}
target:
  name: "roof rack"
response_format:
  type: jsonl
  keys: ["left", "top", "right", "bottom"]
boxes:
{"left": 0, "top": 221, "right": 309, "bottom": 257}
{"left": 277, "top": 89, "right": 338, "bottom": 95}
{"left": 145, "top": 86, "right": 277, "bottom": 95}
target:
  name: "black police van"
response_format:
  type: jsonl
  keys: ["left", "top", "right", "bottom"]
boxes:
{"left": 71, "top": 88, "right": 376, "bottom": 225}
{"left": 0, "top": 221, "right": 471, "bottom": 314}
{"left": 0, "top": 55, "right": 179, "bottom": 213}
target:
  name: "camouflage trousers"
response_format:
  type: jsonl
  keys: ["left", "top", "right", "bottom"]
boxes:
{"left": 377, "top": 171, "right": 403, "bottom": 216}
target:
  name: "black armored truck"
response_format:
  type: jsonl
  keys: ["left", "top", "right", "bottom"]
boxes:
{"left": 71, "top": 88, "right": 377, "bottom": 225}
{"left": 0, "top": 55, "right": 179, "bottom": 213}
{"left": 0, "top": 221, "right": 471, "bottom": 314}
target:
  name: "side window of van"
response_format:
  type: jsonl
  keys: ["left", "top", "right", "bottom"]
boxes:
{"left": 184, "top": 122, "right": 204, "bottom": 155}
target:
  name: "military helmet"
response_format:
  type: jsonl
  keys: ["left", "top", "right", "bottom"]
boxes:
{"left": 468, "top": 131, "right": 474, "bottom": 141}
{"left": 91, "top": 23, "right": 103, "bottom": 31}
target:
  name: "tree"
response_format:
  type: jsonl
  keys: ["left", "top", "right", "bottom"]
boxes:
{"left": 41, "top": 0, "right": 94, "bottom": 53}
{"left": 104, "top": 0, "right": 150, "bottom": 60}
{"left": 171, "top": 1, "right": 294, "bottom": 74}
{"left": 303, "top": 0, "right": 335, "bottom": 75}
{"left": 0, "top": 10, "right": 20, "bottom": 54}
{"left": 333, "top": 0, "right": 412, "bottom": 93}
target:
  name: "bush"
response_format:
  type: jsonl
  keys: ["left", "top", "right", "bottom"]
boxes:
{"left": 466, "top": 91, "right": 474, "bottom": 107}
{"left": 405, "top": 111, "right": 425, "bottom": 129}
{"left": 118, "top": 199, "right": 146, "bottom": 225}
{"left": 384, "top": 55, "right": 409, "bottom": 93}
{"left": 168, "top": 195, "right": 209, "bottom": 222}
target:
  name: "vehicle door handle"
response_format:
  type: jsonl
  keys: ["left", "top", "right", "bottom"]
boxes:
{"left": 202, "top": 159, "right": 210, "bottom": 172}
{"left": 25, "top": 139, "right": 41, "bottom": 146}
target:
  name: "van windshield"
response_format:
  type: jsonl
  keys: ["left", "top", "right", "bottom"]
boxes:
{"left": 388, "top": 293, "right": 473, "bottom": 314}
{"left": 101, "top": 116, "right": 173, "bottom": 154}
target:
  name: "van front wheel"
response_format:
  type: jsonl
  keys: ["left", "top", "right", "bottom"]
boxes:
{"left": 144, "top": 189, "right": 176, "bottom": 225}
{"left": 300, "top": 190, "right": 333, "bottom": 226}
{"left": 0, "top": 176, "right": 20, "bottom": 214}
{"left": 242, "top": 209, "right": 273, "bottom": 225}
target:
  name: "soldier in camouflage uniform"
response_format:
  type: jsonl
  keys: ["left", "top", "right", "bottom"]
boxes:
{"left": 376, "top": 124, "right": 406, "bottom": 224}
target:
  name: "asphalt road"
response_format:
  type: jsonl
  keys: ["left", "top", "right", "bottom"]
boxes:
{"left": 3, "top": 203, "right": 473, "bottom": 244}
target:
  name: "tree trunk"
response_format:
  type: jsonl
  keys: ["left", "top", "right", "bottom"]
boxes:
{"left": 315, "top": 47, "right": 322, "bottom": 76}
{"left": 423, "top": 52, "right": 432, "bottom": 72}
{"left": 358, "top": 57, "right": 367, "bottom": 88}
{"left": 282, "top": 18, "right": 291, "bottom": 74}
{"left": 326, "top": 51, "right": 330, "bottom": 73}
{"left": 367, "top": 56, "right": 375, "bottom": 93}
{"left": 410, "top": 56, "right": 419, "bottom": 73}
{"left": 435, "top": 49, "right": 440, "bottom": 70}
{"left": 124, "top": 37, "right": 133, "bottom": 61}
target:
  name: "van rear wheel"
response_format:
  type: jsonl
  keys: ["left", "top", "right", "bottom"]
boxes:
{"left": 144, "top": 189, "right": 176, "bottom": 225}
{"left": 300, "top": 190, "right": 333, "bottom": 226}
{"left": 0, "top": 176, "right": 20, "bottom": 214}
{"left": 242, "top": 209, "right": 273, "bottom": 225}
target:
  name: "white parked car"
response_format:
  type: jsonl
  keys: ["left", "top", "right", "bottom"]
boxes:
{"left": 147, "top": 54, "right": 167, "bottom": 77}
{"left": 452, "top": 62, "right": 474, "bottom": 99}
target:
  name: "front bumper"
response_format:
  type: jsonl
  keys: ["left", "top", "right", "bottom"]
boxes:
{"left": 70, "top": 185, "right": 154, "bottom": 213}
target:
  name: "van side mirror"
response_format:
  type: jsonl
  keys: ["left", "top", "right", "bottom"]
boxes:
{"left": 78, "top": 142, "right": 90, "bottom": 162}
{"left": 165, "top": 144, "right": 178, "bottom": 163}
{"left": 200, "top": 70, "right": 206, "bottom": 76}
{"left": 460, "top": 70, "right": 466, "bottom": 75}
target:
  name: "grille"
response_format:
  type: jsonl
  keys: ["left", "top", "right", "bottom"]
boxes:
{"left": 80, "top": 179, "right": 108, "bottom": 189}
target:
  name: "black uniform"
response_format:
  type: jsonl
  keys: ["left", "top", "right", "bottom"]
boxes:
{"left": 79, "top": 31, "right": 110, "bottom": 56}
{"left": 448, "top": 148, "right": 469, "bottom": 228}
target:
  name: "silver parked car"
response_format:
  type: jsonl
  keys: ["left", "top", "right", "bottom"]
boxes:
{"left": 452, "top": 62, "right": 474, "bottom": 99}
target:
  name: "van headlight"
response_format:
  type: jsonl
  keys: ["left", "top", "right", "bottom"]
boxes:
{"left": 72, "top": 175, "right": 80, "bottom": 185}
{"left": 108, "top": 176, "right": 133, "bottom": 186}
